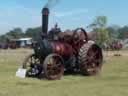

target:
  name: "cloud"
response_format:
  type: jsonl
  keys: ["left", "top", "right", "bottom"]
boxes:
{"left": 52, "top": 8, "right": 88, "bottom": 17}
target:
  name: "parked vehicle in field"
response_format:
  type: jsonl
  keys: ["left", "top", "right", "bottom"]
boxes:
{"left": 9, "top": 38, "right": 32, "bottom": 49}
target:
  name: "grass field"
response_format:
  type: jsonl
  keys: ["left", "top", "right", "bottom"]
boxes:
{"left": 0, "top": 49, "right": 128, "bottom": 96}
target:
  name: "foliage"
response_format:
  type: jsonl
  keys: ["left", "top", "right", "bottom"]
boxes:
{"left": 0, "top": 27, "right": 42, "bottom": 43}
{"left": 0, "top": 15, "right": 128, "bottom": 43}
{"left": 6, "top": 28, "right": 25, "bottom": 39}
{"left": 118, "top": 26, "right": 128, "bottom": 39}
{"left": 107, "top": 25, "right": 120, "bottom": 40}
{"left": 0, "top": 25, "right": 63, "bottom": 43}
{"left": 25, "top": 27, "right": 42, "bottom": 40}
{"left": 0, "top": 28, "right": 25, "bottom": 43}
{"left": 0, "top": 35, "right": 8, "bottom": 43}
{"left": 107, "top": 25, "right": 128, "bottom": 42}
{"left": 89, "top": 16, "right": 109, "bottom": 46}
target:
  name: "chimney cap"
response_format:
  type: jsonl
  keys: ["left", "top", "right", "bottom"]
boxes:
{"left": 42, "top": 7, "right": 49, "bottom": 15}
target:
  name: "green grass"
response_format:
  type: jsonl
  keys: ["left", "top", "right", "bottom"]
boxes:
{"left": 0, "top": 49, "right": 128, "bottom": 96}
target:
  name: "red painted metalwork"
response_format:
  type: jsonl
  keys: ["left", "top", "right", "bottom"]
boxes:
{"left": 50, "top": 42, "right": 73, "bottom": 57}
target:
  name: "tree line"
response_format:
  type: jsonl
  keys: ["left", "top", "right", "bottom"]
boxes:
{"left": 88, "top": 16, "right": 128, "bottom": 46}
{"left": 0, "top": 27, "right": 42, "bottom": 43}
{"left": 0, "top": 16, "right": 128, "bottom": 46}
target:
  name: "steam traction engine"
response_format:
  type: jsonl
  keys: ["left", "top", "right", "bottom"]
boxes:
{"left": 22, "top": 7, "right": 103, "bottom": 80}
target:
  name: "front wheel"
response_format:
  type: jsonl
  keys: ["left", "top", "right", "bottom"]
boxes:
{"left": 43, "top": 54, "right": 64, "bottom": 80}
{"left": 22, "top": 54, "right": 42, "bottom": 77}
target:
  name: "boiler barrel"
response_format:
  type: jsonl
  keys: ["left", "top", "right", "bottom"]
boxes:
{"left": 50, "top": 42, "right": 73, "bottom": 57}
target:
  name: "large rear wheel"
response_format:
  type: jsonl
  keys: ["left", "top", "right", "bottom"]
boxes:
{"left": 78, "top": 42, "right": 103, "bottom": 76}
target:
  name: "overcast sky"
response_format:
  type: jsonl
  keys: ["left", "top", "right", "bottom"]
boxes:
{"left": 0, "top": 0, "right": 128, "bottom": 34}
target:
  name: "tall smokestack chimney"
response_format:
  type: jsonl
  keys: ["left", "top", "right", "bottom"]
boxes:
{"left": 42, "top": 7, "right": 49, "bottom": 36}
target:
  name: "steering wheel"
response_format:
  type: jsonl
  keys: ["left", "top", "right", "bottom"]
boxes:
{"left": 72, "top": 28, "right": 88, "bottom": 44}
